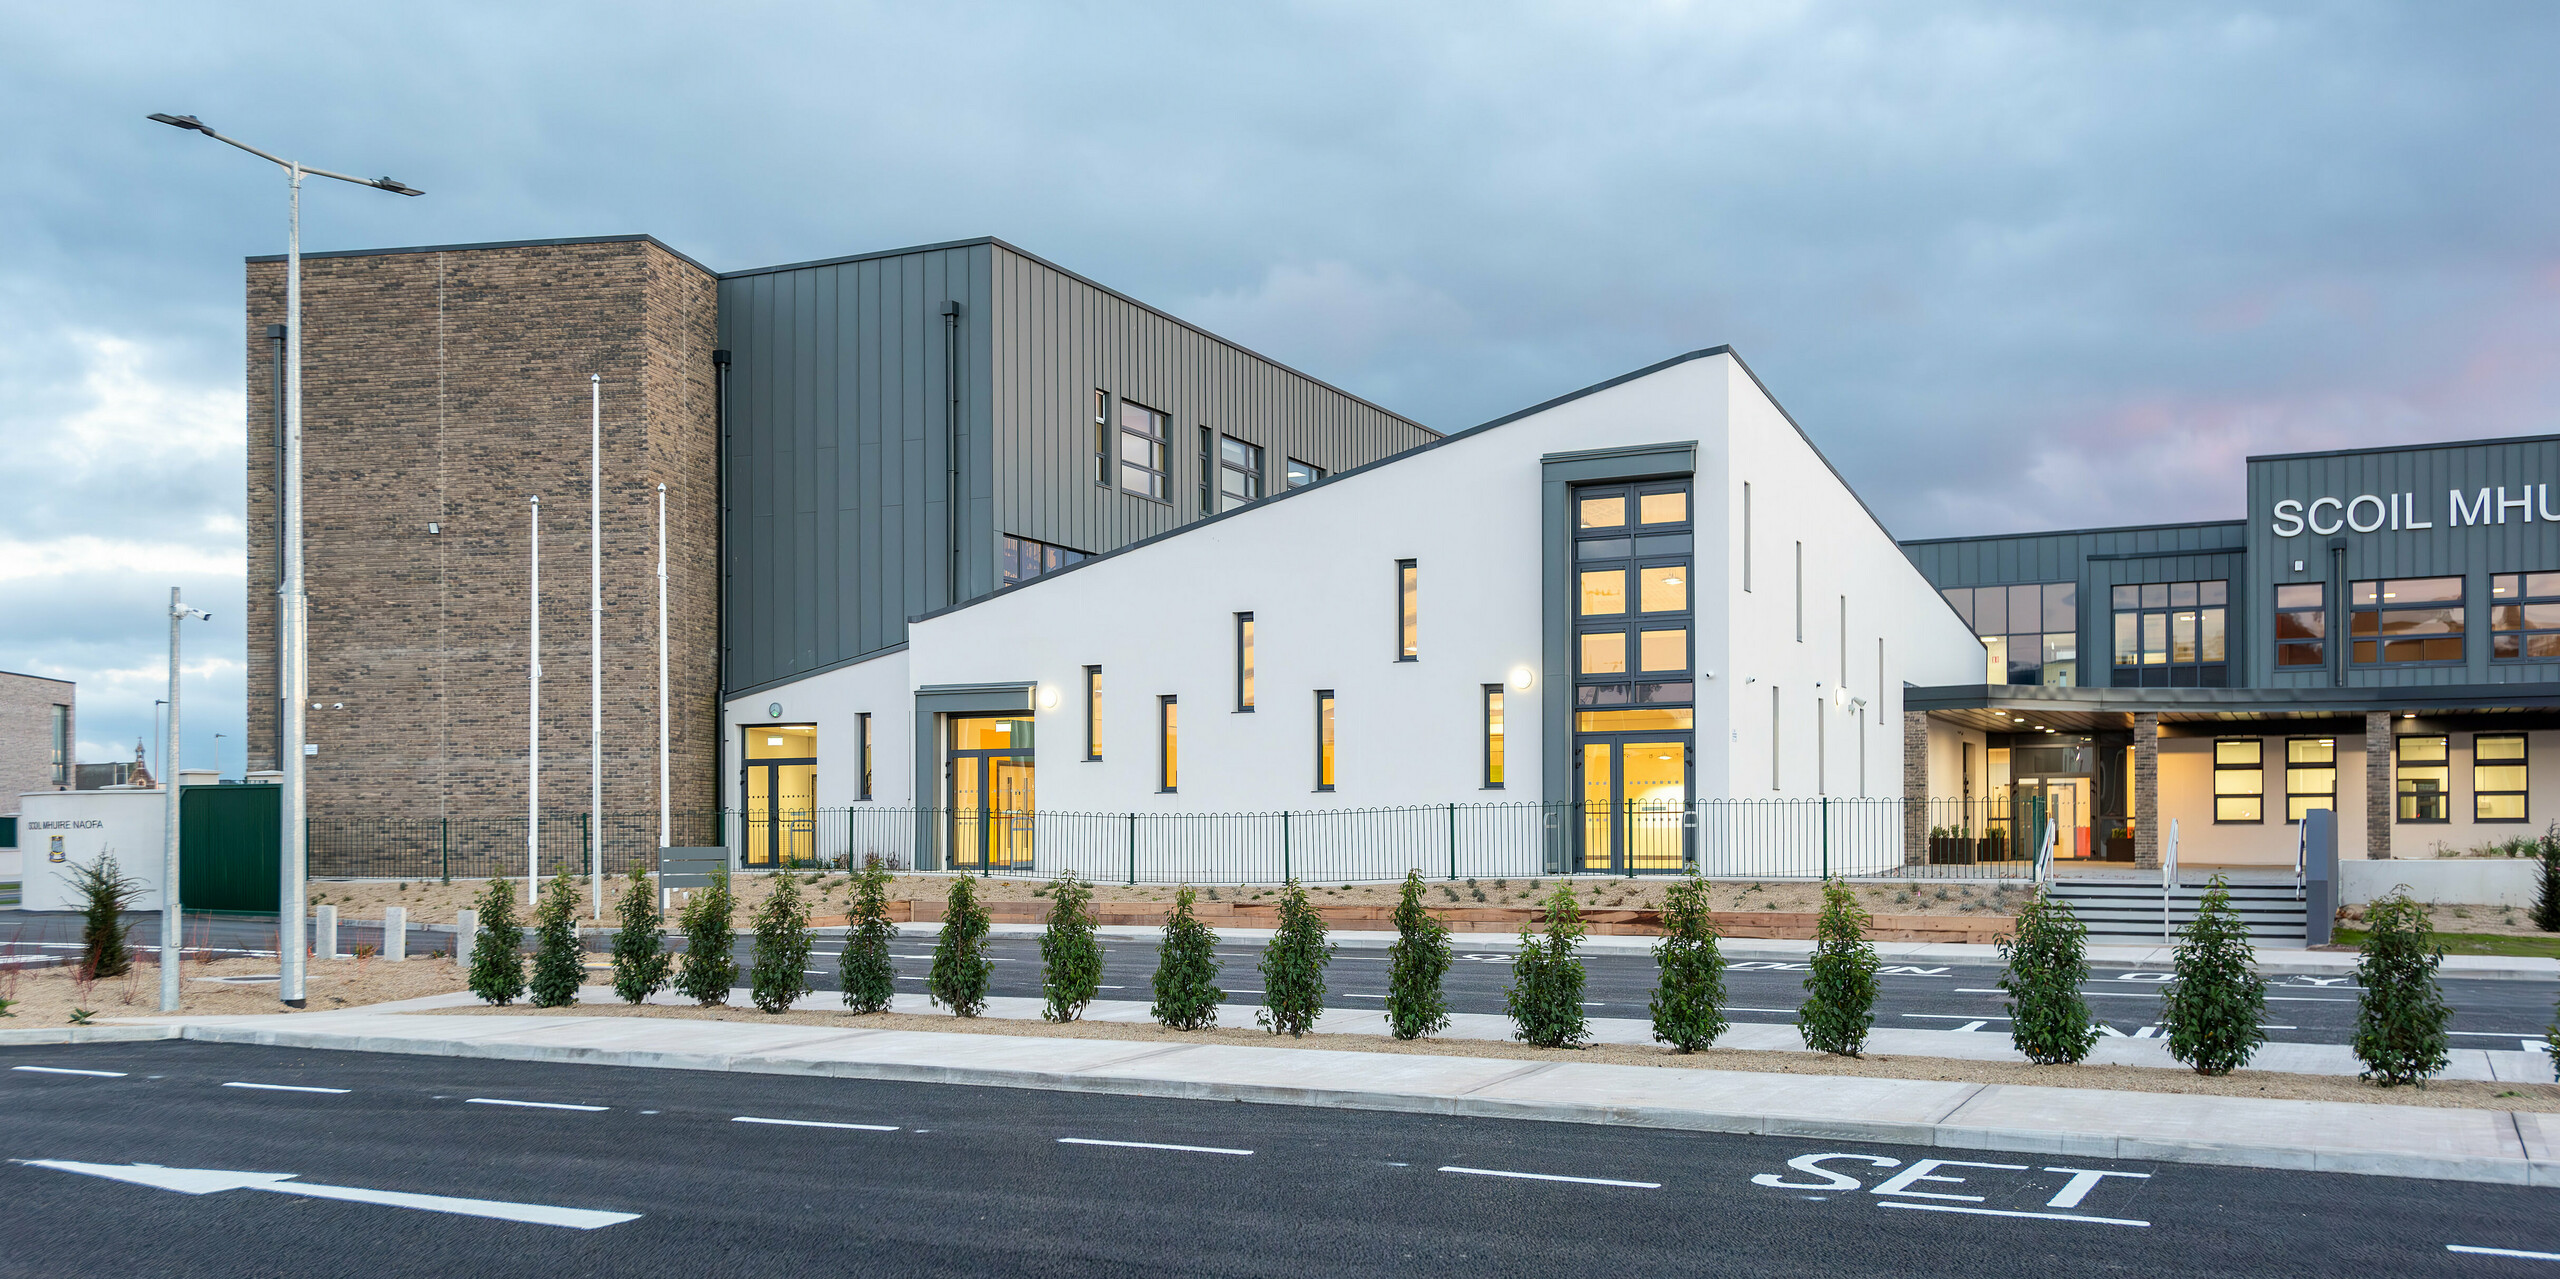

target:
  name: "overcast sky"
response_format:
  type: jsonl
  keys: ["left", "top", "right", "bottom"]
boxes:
{"left": 5, "top": 1, "right": 2555, "bottom": 776}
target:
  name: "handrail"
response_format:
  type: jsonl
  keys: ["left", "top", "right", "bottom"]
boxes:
{"left": 2033, "top": 815, "right": 2057, "bottom": 886}
{"left": 2294, "top": 817, "right": 2308, "bottom": 902}
{"left": 2163, "top": 817, "right": 2181, "bottom": 943}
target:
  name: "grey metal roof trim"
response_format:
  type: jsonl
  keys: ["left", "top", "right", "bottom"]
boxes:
{"left": 722, "top": 642, "right": 910, "bottom": 703}
{"left": 1898, "top": 517, "right": 2249, "bottom": 548}
{"left": 2246, "top": 432, "right": 2560, "bottom": 465}
{"left": 1905, "top": 682, "right": 2560, "bottom": 715}
{"left": 245, "top": 233, "right": 718, "bottom": 276}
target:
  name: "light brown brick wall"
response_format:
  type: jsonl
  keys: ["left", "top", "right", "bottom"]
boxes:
{"left": 2132, "top": 711, "right": 2160, "bottom": 869}
{"left": 0, "top": 672, "right": 74, "bottom": 808}
{"left": 245, "top": 240, "right": 720, "bottom": 823}
{"left": 1902, "top": 711, "right": 1929, "bottom": 865}
{"left": 2365, "top": 709, "right": 2392, "bottom": 858}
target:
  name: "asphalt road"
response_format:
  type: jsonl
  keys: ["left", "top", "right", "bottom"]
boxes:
{"left": 11, "top": 910, "right": 2558, "bottom": 1049}
{"left": 4, "top": 1040, "right": 2556, "bottom": 1277}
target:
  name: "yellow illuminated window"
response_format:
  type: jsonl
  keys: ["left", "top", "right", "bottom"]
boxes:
{"left": 1638, "top": 628, "right": 1687, "bottom": 672}
{"left": 1639, "top": 565, "right": 1688, "bottom": 613}
{"left": 1639, "top": 491, "right": 1686, "bottom": 524}
{"left": 2285, "top": 737, "right": 2335, "bottom": 823}
{"left": 747, "top": 725, "right": 816, "bottom": 759}
{"left": 1578, "top": 496, "right": 1626, "bottom": 529}
{"left": 1579, "top": 569, "right": 1626, "bottom": 616}
{"left": 2476, "top": 734, "right": 2527, "bottom": 822}
{"left": 1315, "top": 691, "right": 1336, "bottom": 790}
{"left": 1580, "top": 632, "right": 1627, "bottom": 675}
{"left": 2214, "top": 738, "right": 2263, "bottom": 823}
{"left": 1483, "top": 686, "right": 1505, "bottom": 787}
{"left": 1576, "top": 708, "right": 1695, "bottom": 733}
{"left": 1158, "top": 697, "right": 1178, "bottom": 792}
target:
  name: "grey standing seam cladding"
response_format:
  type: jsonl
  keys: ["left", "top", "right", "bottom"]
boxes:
{"left": 720, "top": 241, "right": 1435, "bottom": 697}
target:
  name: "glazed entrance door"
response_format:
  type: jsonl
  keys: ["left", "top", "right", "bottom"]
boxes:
{"left": 949, "top": 716, "right": 1035, "bottom": 873}
{"left": 742, "top": 725, "right": 817, "bottom": 869}
{"left": 1574, "top": 736, "right": 1692, "bottom": 873}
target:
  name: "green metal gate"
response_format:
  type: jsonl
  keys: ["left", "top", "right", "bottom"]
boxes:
{"left": 180, "top": 785, "right": 280, "bottom": 914}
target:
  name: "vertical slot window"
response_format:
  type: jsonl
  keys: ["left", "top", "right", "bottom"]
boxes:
{"left": 1397, "top": 560, "right": 1418, "bottom": 661}
{"left": 2274, "top": 583, "right": 2326, "bottom": 669}
{"left": 1235, "top": 613, "right": 1256, "bottom": 711}
{"left": 1083, "top": 666, "right": 1102, "bottom": 761}
{"left": 50, "top": 704, "right": 69, "bottom": 785}
{"left": 1770, "top": 685, "right": 1781, "bottom": 791}
{"left": 1157, "top": 696, "right": 1178, "bottom": 792}
{"left": 1092, "top": 390, "right": 1110, "bottom": 487}
{"left": 2474, "top": 734, "right": 2527, "bottom": 822}
{"left": 1315, "top": 691, "right": 1336, "bottom": 791}
{"left": 2396, "top": 734, "right": 2449, "bottom": 823}
{"left": 1117, "top": 399, "right": 1169, "bottom": 500}
{"left": 1218, "top": 435, "right": 1265, "bottom": 511}
{"left": 857, "top": 712, "right": 873, "bottom": 801}
{"left": 2285, "top": 737, "right": 2335, "bottom": 823}
{"left": 2213, "top": 739, "right": 2263, "bottom": 823}
{"left": 1794, "top": 541, "right": 1804, "bottom": 641}
{"left": 1482, "top": 685, "right": 1505, "bottom": 788}
{"left": 1741, "top": 482, "right": 1751, "bottom": 592}
{"left": 1197, "top": 427, "right": 1213, "bottom": 514}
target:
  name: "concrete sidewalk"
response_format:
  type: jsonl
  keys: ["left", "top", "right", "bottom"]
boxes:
{"left": 15, "top": 992, "right": 2551, "bottom": 1188}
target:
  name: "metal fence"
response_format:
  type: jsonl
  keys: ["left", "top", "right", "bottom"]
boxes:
{"left": 302, "top": 795, "right": 2072, "bottom": 885}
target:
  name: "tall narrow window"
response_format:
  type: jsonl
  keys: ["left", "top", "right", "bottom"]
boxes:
{"left": 1839, "top": 596, "right": 1848, "bottom": 686}
{"left": 50, "top": 704, "right": 69, "bottom": 785}
{"left": 1876, "top": 638, "right": 1886, "bottom": 724}
{"left": 1218, "top": 435, "right": 1265, "bottom": 511}
{"left": 2274, "top": 583, "right": 2327, "bottom": 669}
{"left": 857, "top": 712, "right": 873, "bottom": 801}
{"left": 1117, "top": 399, "right": 1169, "bottom": 499}
{"left": 1396, "top": 560, "right": 1418, "bottom": 661}
{"left": 1815, "top": 693, "right": 1827, "bottom": 795}
{"left": 1083, "top": 666, "right": 1102, "bottom": 761}
{"left": 1741, "top": 482, "right": 1752, "bottom": 592}
{"left": 1234, "top": 613, "right": 1256, "bottom": 711}
{"left": 2286, "top": 737, "right": 2336, "bottom": 822}
{"left": 1770, "top": 685, "right": 1781, "bottom": 791}
{"left": 2396, "top": 734, "right": 2449, "bottom": 823}
{"left": 2213, "top": 739, "right": 2263, "bottom": 823}
{"left": 1315, "top": 691, "right": 1336, "bottom": 791}
{"left": 2475, "top": 734, "right": 2527, "bottom": 822}
{"left": 1857, "top": 716, "right": 1868, "bottom": 796}
{"left": 1157, "top": 696, "right": 1178, "bottom": 792}
{"left": 1794, "top": 542, "right": 1804, "bottom": 641}
{"left": 1197, "top": 427, "right": 1213, "bottom": 515}
{"left": 1481, "top": 685, "right": 1505, "bottom": 788}
{"left": 1092, "top": 390, "right": 1110, "bottom": 487}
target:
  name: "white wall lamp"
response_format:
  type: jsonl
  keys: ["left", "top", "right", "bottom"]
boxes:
{"left": 1038, "top": 685, "right": 1061, "bottom": 710}
{"left": 1507, "top": 667, "right": 1534, "bottom": 691}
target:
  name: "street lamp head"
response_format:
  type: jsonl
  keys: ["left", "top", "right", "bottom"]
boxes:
{"left": 147, "top": 112, "right": 212, "bottom": 134}
{"left": 372, "top": 177, "right": 424, "bottom": 197}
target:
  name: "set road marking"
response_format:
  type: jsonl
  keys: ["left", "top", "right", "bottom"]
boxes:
{"left": 1438, "top": 1165, "right": 1660, "bottom": 1189}
{"left": 1057, "top": 1137, "right": 1252, "bottom": 1156}
{"left": 732, "top": 1116, "right": 899, "bottom": 1132}
{"left": 1753, "top": 1153, "right": 2151, "bottom": 1226}
{"left": 2449, "top": 1244, "right": 2560, "bottom": 1262}
{"left": 464, "top": 1097, "right": 607, "bottom": 1112}
{"left": 224, "top": 1081, "right": 350, "bottom": 1095}
{"left": 10, "top": 1066, "right": 125, "bottom": 1078}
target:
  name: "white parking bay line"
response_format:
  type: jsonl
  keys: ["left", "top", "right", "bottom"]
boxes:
{"left": 466, "top": 1098, "right": 608, "bottom": 1112}
{"left": 224, "top": 1082, "right": 351, "bottom": 1095}
{"left": 733, "top": 1116, "right": 899, "bottom": 1132}
{"left": 2449, "top": 1244, "right": 2560, "bottom": 1262}
{"left": 1058, "top": 1138, "right": 1253, "bottom": 1156}
{"left": 1880, "top": 1202, "right": 2147, "bottom": 1228}
{"left": 11, "top": 1066, "right": 125, "bottom": 1078}
{"left": 1439, "top": 1165, "right": 1660, "bottom": 1189}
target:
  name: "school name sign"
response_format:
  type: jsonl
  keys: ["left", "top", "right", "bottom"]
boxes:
{"left": 2270, "top": 486, "right": 2560, "bottom": 537}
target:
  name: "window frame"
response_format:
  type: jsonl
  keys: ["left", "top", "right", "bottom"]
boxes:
{"left": 2395, "top": 733, "right": 2451, "bottom": 824}
{"left": 1314, "top": 690, "right": 1336, "bottom": 792}
{"left": 2490, "top": 572, "right": 2560, "bottom": 662}
{"left": 1572, "top": 481, "right": 1694, "bottom": 711}
{"left": 50, "top": 704, "right": 68, "bottom": 786}
{"left": 1000, "top": 533, "right": 1089, "bottom": 587}
{"left": 2273, "top": 582, "right": 2328, "bottom": 671}
{"left": 2212, "top": 737, "right": 2264, "bottom": 824}
{"left": 2473, "top": 733, "right": 2528, "bottom": 823}
{"left": 2351, "top": 576, "right": 2466, "bottom": 667}
{"left": 1285, "top": 458, "right": 1325, "bottom": 488}
{"left": 2106, "top": 579, "right": 2227, "bottom": 685}
{"left": 1197, "top": 426, "right": 1213, "bottom": 515}
{"left": 1217, "top": 434, "right": 1265, "bottom": 511}
{"left": 1481, "top": 684, "right": 1505, "bottom": 789}
{"left": 1115, "top": 397, "right": 1170, "bottom": 502}
{"left": 856, "top": 712, "right": 873, "bottom": 801}
{"left": 1234, "top": 612, "right": 1255, "bottom": 712}
{"left": 1396, "top": 559, "right": 1418, "bottom": 661}
{"left": 1941, "top": 581, "right": 2082, "bottom": 687}
{"left": 1083, "top": 666, "right": 1102, "bottom": 761}
{"left": 1092, "top": 390, "right": 1111, "bottom": 488}
{"left": 2284, "top": 736, "right": 2336, "bottom": 825}
{"left": 1157, "top": 695, "right": 1178, "bottom": 793}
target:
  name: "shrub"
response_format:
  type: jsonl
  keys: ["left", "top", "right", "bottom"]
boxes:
{"left": 467, "top": 878, "right": 526, "bottom": 1006}
{"left": 841, "top": 856, "right": 898, "bottom": 1014}
{"left": 1386, "top": 870, "right": 1452, "bottom": 1040}
{"left": 1998, "top": 889, "right": 2098, "bottom": 1065}
{"left": 2534, "top": 826, "right": 2560, "bottom": 932}
{"left": 2161, "top": 876, "right": 2267, "bottom": 1076}
{"left": 2352, "top": 890, "right": 2451, "bottom": 1086}
{"left": 749, "top": 871, "right": 815, "bottom": 1014}
{"left": 65, "top": 854, "right": 144, "bottom": 979}
{"left": 1506, "top": 884, "right": 1590, "bottom": 1049}
{"left": 1258, "top": 879, "right": 1335, "bottom": 1038}
{"left": 1151, "top": 885, "right": 1223, "bottom": 1030}
{"left": 1041, "top": 872, "right": 1104, "bottom": 1023}
{"left": 928, "top": 875, "right": 992, "bottom": 1017}
{"left": 1651, "top": 870, "right": 1727, "bottom": 1052}
{"left": 527, "top": 867, "right": 586, "bottom": 1008}
{"left": 674, "top": 869, "right": 737, "bottom": 1006}
{"left": 1798, "top": 879, "right": 1880, "bottom": 1057}
{"left": 609, "top": 863, "right": 671, "bottom": 1004}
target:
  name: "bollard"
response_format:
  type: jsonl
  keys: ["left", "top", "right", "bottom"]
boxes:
{"left": 456, "top": 907, "right": 477, "bottom": 969}
{"left": 383, "top": 906, "right": 408, "bottom": 962}
{"left": 315, "top": 904, "right": 338, "bottom": 962}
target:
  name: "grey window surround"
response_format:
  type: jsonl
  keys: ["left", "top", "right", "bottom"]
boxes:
{"left": 1482, "top": 683, "right": 1506, "bottom": 789}
{"left": 856, "top": 711, "right": 873, "bottom": 801}
{"left": 1083, "top": 665, "right": 1102, "bottom": 760}
{"left": 1396, "top": 559, "right": 1419, "bottom": 662}
{"left": 1158, "top": 695, "right": 1179, "bottom": 793}
{"left": 910, "top": 681, "right": 1034, "bottom": 870}
{"left": 1315, "top": 689, "right": 1336, "bottom": 792}
{"left": 1235, "top": 612, "right": 1256, "bottom": 712}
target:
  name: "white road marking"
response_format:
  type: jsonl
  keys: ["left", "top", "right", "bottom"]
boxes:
{"left": 1879, "top": 1201, "right": 2148, "bottom": 1227}
{"left": 1058, "top": 1138, "right": 1252, "bottom": 1156}
{"left": 2448, "top": 1244, "right": 2560, "bottom": 1261}
{"left": 224, "top": 1082, "right": 350, "bottom": 1095}
{"left": 464, "top": 1097, "right": 607, "bottom": 1112}
{"left": 11, "top": 1066, "right": 125, "bottom": 1078}
{"left": 1439, "top": 1165, "right": 1660, "bottom": 1188}
{"left": 17, "top": 1159, "right": 638, "bottom": 1230}
{"left": 733, "top": 1116, "right": 899, "bottom": 1132}
{"left": 1956, "top": 988, "right": 2346, "bottom": 1003}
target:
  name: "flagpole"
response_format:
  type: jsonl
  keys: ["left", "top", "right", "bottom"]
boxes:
{"left": 590, "top": 374, "right": 604, "bottom": 921}
{"left": 528, "top": 495, "right": 540, "bottom": 905}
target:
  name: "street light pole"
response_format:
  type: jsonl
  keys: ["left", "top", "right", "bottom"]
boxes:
{"left": 161, "top": 588, "right": 210, "bottom": 1013}
{"left": 590, "top": 375, "right": 604, "bottom": 921}
{"left": 148, "top": 114, "right": 419, "bottom": 1008}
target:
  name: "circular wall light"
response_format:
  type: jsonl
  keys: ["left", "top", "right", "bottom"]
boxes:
{"left": 1508, "top": 667, "right": 1535, "bottom": 690}
{"left": 766, "top": 702, "right": 783, "bottom": 718}
{"left": 1037, "top": 685, "right": 1061, "bottom": 710}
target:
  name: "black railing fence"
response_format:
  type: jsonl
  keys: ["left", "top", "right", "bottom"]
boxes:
{"left": 306, "top": 795, "right": 2072, "bottom": 885}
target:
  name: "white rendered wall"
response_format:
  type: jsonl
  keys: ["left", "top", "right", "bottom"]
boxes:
{"left": 722, "top": 648, "right": 914, "bottom": 811}
{"left": 18, "top": 789, "right": 170, "bottom": 912}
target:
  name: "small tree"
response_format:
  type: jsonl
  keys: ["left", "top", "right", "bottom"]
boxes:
{"left": 1506, "top": 883, "right": 1590, "bottom": 1049}
{"left": 1999, "top": 889, "right": 2099, "bottom": 1065}
{"left": 1798, "top": 879, "right": 1880, "bottom": 1057}
{"left": 468, "top": 877, "right": 527, "bottom": 1006}
{"left": 64, "top": 854, "right": 145, "bottom": 979}
{"left": 1040, "top": 872, "right": 1104, "bottom": 1023}
{"left": 2160, "top": 876, "right": 2267, "bottom": 1076}
{"left": 527, "top": 866, "right": 585, "bottom": 1008}
{"left": 1651, "top": 870, "right": 1728, "bottom": 1052}
{"left": 2352, "top": 889, "right": 2452, "bottom": 1086}
{"left": 674, "top": 869, "right": 737, "bottom": 1006}
{"left": 1258, "top": 879, "right": 1335, "bottom": 1037}
{"left": 840, "top": 856, "right": 898, "bottom": 1014}
{"left": 1385, "top": 870, "right": 1451, "bottom": 1040}
{"left": 609, "top": 863, "right": 671, "bottom": 1004}
{"left": 928, "top": 874, "right": 992, "bottom": 1017}
{"left": 749, "top": 871, "right": 815, "bottom": 1014}
{"left": 1151, "top": 885, "right": 1223, "bottom": 1030}
{"left": 2534, "top": 826, "right": 2560, "bottom": 932}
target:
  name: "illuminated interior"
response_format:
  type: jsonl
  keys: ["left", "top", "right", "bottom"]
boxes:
{"left": 949, "top": 716, "right": 1035, "bottom": 871}
{"left": 743, "top": 725, "right": 817, "bottom": 868}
